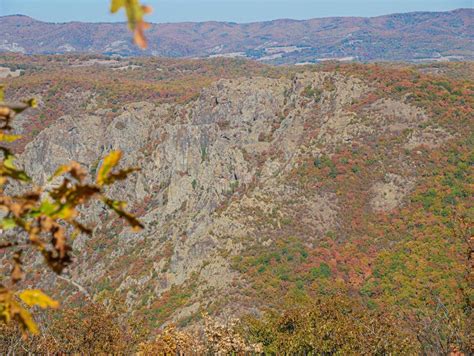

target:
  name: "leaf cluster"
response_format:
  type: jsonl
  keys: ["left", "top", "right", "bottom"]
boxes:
{"left": 110, "top": 0, "right": 152, "bottom": 48}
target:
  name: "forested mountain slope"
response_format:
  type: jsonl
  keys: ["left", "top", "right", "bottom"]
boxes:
{"left": 1, "top": 55, "right": 472, "bottom": 351}
{"left": 1, "top": 8, "right": 473, "bottom": 63}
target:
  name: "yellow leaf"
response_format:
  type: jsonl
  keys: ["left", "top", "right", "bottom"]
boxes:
{"left": 18, "top": 290, "right": 60, "bottom": 309}
{"left": 25, "top": 98, "right": 37, "bottom": 108}
{"left": 0, "top": 217, "right": 17, "bottom": 230}
{"left": 17, "top": 306, "right": 39, "bottom": 335}
{"left": 110, "top": 0, "right": 126, "bottom": 13}
{"left": 49, "top": 164, "right": 71, "bottom": 181}
{"left": 0, "top": 133, "right": 21, "bottom": 143}
{"left": 55, "top": 204, "right": 77, "bottom": 220}
{"left": 3, "top": 153, "right": 17, "bottom": 170}
{"left": 111, "top": 0, "right": 151, "bottom": 49}
{"left": 49, "top": 161, "right": 86, "bottom": 182}
{"left": 134, "top": 27, "right": 148, "bottom": 49}
{"left": 97, "top": 150, "right": 122, "bottom": 186}
{"left": 0, "top": 85, "right": 4, "bottom": 102}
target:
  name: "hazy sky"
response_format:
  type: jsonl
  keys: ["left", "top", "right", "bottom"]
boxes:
{"left": 0, "top": 0, "right": 471, "bottom": 23}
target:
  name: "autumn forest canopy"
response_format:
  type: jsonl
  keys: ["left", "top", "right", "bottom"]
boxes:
{"left": 0, "top": 1, "right": 473, "bottom": 354}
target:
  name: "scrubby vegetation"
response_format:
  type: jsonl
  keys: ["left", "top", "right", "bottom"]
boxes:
{"left": 1, "top": 56, "right": 472, "bottom": 354}
{"left": 0, "top": 4, "right": 472, "bottom": 351}
{"left": 0, "top": 296, "right": 418, "bottom": 354}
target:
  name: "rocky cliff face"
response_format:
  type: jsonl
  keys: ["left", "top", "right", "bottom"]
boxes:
{"left": 16, "top": 67, "right": 458, "bottom": 327}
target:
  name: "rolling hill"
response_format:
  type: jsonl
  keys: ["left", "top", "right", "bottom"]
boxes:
{"left": 1, "top": 8, "right": 473, "bottom": 63}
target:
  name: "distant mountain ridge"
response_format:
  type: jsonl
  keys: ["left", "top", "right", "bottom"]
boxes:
{"left": 1, "top": 8, "right": 473, "bottom": 63}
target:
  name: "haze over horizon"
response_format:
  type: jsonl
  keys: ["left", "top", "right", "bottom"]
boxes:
{"left": 0, "top": 0, "right": 471, "bottom": 23}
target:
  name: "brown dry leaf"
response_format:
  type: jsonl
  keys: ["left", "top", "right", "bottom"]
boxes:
{"left": 11, "top": 251, "right": 24, "bottom": 284}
